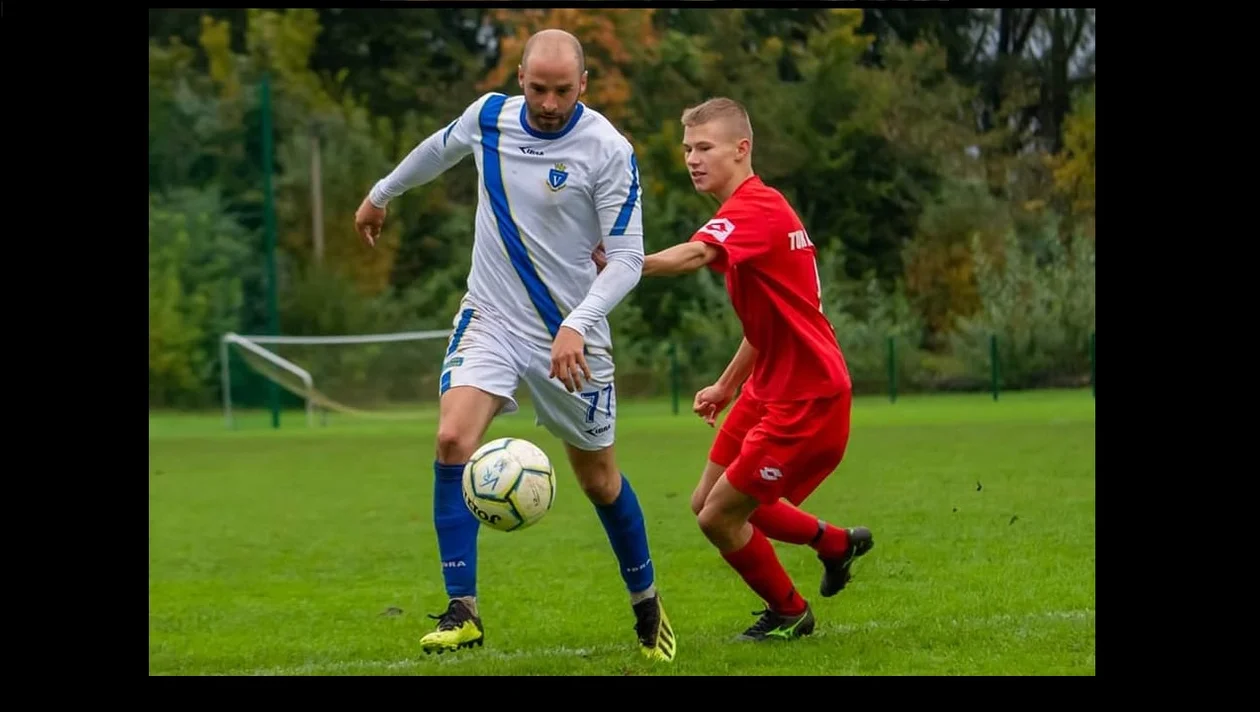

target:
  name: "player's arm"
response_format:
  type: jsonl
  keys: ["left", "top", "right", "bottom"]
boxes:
{"left": 559, "top": 142, "right": 645, "bottom": 339}
{"left": 355, "top": 93, "right": 488, "bottom": 246}
{"left": 717, "top": 337, "right": 757, "bottom": 392}
{"left": 645, "top": 206, "right": 771, "bottom": 277}
{"left": 368, "top": 97, "right": 483, "bottom": 206}
{"left": 693, "top": 337, "right": 756, "bottom": 425}
{"left": 551, "top": 140, "right": 645, "bottom": 391}
{"left": 642, "top": 241, "right": 720, "bottom": 277}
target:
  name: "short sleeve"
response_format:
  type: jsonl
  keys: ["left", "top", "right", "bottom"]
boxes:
{"left": 687, "top": 201, "right": 773, "bottom": 273}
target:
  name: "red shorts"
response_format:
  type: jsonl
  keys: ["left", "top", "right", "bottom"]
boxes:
{"left": 709, "top": 390, "right": 852, "bottom": 506}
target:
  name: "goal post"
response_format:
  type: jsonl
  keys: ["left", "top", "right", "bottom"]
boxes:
{"left": 220, "top": 329, "right": 453, "bottom": 429}
{"left": 221, "top": 333, "right": 316, "bottom": 429}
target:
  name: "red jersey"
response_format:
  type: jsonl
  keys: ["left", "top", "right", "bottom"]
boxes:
{"left": 689, "top": 175, "right": 850, "bottom": 402}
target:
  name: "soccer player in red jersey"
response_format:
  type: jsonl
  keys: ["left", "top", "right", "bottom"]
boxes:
{"left": 639, "top": 97, "right": 874, "bottom": 641}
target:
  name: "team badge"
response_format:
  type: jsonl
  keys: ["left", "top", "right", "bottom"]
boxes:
{"left": 547, "top": 162, "right": 569, "bottom": 191}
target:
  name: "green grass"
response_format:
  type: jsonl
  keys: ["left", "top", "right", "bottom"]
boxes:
{"left": 149, "top": 389, "right": 1095, "bottom": 676}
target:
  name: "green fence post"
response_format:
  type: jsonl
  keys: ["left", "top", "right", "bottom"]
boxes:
{"left": 887, "top": 335, "right": 897, "bottom": 404}
{"left": 260, "top": 71, "right": 281, "bottom": 430}
{"left": 1089, "top": 331, "right": 1095, "bottom": 398}
{"left": 990, "top": 333, "right": 999, "bottom": 401}
{"left": 669, "top": 342, "right": 680, "bottom": 415}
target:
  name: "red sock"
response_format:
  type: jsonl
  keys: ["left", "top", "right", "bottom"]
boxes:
{"left": 752, "top": 501, "right": 850, "bottom": 560}
{"left": 720, "top": 527, "right": 807, "bottom": 616}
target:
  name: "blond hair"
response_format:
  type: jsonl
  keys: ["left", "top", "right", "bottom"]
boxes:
{"left": 680, "top": 97, "right": 754, "bottom": 143}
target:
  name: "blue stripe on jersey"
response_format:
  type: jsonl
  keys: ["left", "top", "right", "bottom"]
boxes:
{"left": 440, "top": 308, "right": 475, "bottom": 395}
{"left": 610, "top": 153, "right": 640, "bottom": 236}
{"left": 478, "top": 94, "right": 566, "bottom": 338}
{"left": 441, "top": 119, "right": 458, "bottom": 147}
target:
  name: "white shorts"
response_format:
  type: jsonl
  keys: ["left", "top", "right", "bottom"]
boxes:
{"left": 438, "top": 306, "right": 616, "bottom": 451}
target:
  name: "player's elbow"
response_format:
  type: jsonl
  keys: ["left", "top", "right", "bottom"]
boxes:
{"left": 620, "top": 249, "right": 645, "bottom": 277}
{"left": 685, "top": 242, "right": 718, "bottom": 272}
{"left": 606, "top": 246, "right": 644, "bottom": 280}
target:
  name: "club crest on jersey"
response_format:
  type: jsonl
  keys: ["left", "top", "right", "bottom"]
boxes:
{"left": 547, "top": 163, "right": 569, "bottom": 191}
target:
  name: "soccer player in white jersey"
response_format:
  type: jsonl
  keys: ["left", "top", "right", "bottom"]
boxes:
{"left": 353, "top": 29, "right": 675, "bottom": 662}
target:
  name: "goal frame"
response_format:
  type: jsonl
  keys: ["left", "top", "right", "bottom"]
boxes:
{"left": 219, "top": 329, "right": 451, "bottom": 429}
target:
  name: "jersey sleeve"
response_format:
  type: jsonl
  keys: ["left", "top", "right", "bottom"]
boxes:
{"left": 368, "top": 93, "right": 492, "bottom": 207}
{"left": 687, "top": 199, "right": 773, "bottom": 273}
{"left": 561, "top": 138, "right": 645, "bottom": 337}
{"left": 593, "top": 139, "right": 644, "bottom": 244}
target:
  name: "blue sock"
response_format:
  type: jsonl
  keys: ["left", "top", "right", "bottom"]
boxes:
{"left": 434, "top": 461, "right": 479, "bottom": 598}
{"left": 594, "top": 473, "right": 656, "bottom": 595}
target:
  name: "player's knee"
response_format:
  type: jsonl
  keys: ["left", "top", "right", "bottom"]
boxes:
{"left": 691, "top": 462, "right": 724, "bottom": 516}
{"left": 578, "top": 469, "right": 620, "bottom": 506}
{"left": 566, "top": 443, "right": 621, "bottom": 505}
{"left": 435, "top": 425, "right": 479, "bottom": 464}
{"left": 573, "top": 460, "right": 620, "bottom": 505}
{"left": 695, "top": 504, "right": 726, "bottom": 540}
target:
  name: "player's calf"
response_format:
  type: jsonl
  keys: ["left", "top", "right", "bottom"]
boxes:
{"left": 567, "top": 444, "right": 670, "bottom": 655}
{"left": 430, "top": 385, "right": 504, "bottom": 628}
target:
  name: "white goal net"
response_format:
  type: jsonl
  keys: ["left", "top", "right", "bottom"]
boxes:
{"left": 220, "top": 329, "right": 453, "bottom": 428}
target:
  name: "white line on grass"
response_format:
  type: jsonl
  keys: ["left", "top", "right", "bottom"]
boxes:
{"left": 215, "top": 608, "right": 1093, "bottom": 676}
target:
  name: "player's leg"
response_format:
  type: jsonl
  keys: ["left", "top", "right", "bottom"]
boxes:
{"left": 421, "top": 308, "right": 522, "bottom": 655}
{"left": 697, "top": 457, "right": 815, "bottom": 642}
{"left": 524, "top": 348, "right": 675, "bottom": 662}
{"left": 690, "top": 391, "right": 762, "bottom": 515}
{"left": 762, "top": 393, "right": 874, "bottom": 598}
{"left": 698, "top": 394, "right": 864, "bottom": 580}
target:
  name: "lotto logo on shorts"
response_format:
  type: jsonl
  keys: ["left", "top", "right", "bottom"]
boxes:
{"left": 759, "top": 467, "right": 783, "bottom": 481}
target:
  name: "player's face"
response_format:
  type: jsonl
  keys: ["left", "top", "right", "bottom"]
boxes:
{"left": 518, "top": 55, "right": 586, "bottom": 133}
{"left": 682, "top": 121, "right": 750, "bottom": 196}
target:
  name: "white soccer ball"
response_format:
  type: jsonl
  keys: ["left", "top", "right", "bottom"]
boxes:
{"left": 462, "top": 437, "right": 557, "bottom": 532}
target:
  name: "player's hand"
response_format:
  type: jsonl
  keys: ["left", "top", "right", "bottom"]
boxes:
{"left": 592, "top": 243, "right": 607, "bottom": 273}
{"left": 693, "top": 383, "right": 733, "bottom": 427}
{"left": 355, "top": 197, "right": 386, "bottom": 247}
{"left": 550, "top": 326, "right": 591, "bottom": 393}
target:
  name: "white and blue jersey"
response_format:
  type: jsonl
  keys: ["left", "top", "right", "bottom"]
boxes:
{"left": 370, "top": 92, "right": 645, "bottom": 354}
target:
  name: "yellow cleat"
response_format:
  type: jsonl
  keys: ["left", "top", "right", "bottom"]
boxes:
{"left": 633, "top": 594, "right": 676, "bottom": 662}
{"left": 420, "top": 599, "right": 484, "bottom": 655}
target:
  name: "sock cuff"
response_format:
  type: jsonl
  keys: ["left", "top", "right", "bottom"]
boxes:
{"left": 435, "top": 461, "right": 466, "bottom": 482}
{"left": 810, "top": 520, "right": 827, "bottom": 546}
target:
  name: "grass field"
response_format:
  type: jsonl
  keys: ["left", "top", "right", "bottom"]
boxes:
{"left": 148, "top": 389, "right": 1095, "bottom": 676}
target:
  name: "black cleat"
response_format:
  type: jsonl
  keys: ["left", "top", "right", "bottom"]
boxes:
{"left": 736, "top": 603, "right": 816, "bottom": 642}
{"left": 420, "top": 598, "right": 485, "bottom": 655}
{"left": 632, "top": 594, "right": 676, "bottom": 661}
{"left": 819, "top": 526, "right": 874, "bottom": 597}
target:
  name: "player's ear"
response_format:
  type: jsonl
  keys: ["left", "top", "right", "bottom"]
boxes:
{"left": 517, "top": 64, "right": 525, "bottom": 88}
{"left": 579, "top": 70, "right": 588, "bottom": 96}
{"left": 737, "top": 138, "right": 752, "bottom": 161}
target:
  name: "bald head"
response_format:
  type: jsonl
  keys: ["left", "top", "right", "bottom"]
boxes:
{"left": 520, "top": 28, "right": 585, "bottom": 75}
{"left": 517, "top": 29, "right": 587, "bottom": 134}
